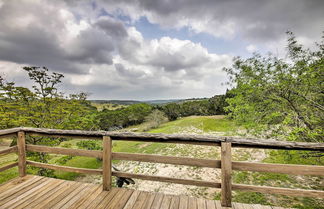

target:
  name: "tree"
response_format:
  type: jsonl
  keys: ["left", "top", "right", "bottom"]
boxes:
{"left": 224, "top": 32, "right": 323, "bottom": 142}
{"left": 145, "top": 109, "right": 168, "bottom": 129}
{"left": 0, "top": 66, "right": 97, "bottom": 175}
{"left": 96, "top": 103, "right": 152, "bottom": 130}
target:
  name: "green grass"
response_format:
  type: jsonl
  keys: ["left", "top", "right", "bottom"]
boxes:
{"left": 0, "top": 142, "right": 19, "bottom": 184}
{"left": 49, "top": 115, "right": 236, "bottom": 181}
{"left": 54, "top": 156, "right": 102, "bottom": 180}
{"left": 148, "top": 115, "right": 239, "bottom": 134}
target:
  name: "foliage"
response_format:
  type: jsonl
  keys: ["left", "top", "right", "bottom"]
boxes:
{"left": 157, "top": 94, "right": 229, "bottom": 121}
{"left": 233, "top": 191, "right": 270, "bottom": 205}
{"left": 144, "top": 110, "right": 168, "bottom": 130}
{"left": 76, "top": 140, "right": 102, "bottom": 150}
{"left": 0, "top": 67, "right": 97, "bottom": 131}
{"left": 96, "top": 103, "right": 152, "bottom": 130}
{"left": 224, "top": 32, "right": 324, "bottom": 142}
{"left": 0, "top": 66, "right": 97, "bottom": 175}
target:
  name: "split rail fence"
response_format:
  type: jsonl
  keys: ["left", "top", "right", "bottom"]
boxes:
{"left": 0, "top": 127, "right": 323, "bottom": 207}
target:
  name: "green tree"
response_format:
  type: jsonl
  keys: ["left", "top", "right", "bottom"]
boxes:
{"left": 224, "top": 32, "right": 323, "bottom": 142}
{"left": 0, "top": 67, "right": 97, "bottom": 175}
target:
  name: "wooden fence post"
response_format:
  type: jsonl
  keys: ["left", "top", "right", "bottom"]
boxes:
{"left": 221, "top": 142, "right": 232, "bottom": 207}
{"left": 102, "top": 136, "right": 112, "bottom": 191}
{"left": 17, "top": 131, "right": 26, "bottom": 177}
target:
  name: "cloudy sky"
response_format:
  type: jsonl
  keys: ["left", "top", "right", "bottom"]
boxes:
{"left": 0, "top": 0, "right": 323, "bottom": 100}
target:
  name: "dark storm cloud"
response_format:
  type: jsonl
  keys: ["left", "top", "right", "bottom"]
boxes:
{"left": 100, "top": 0, "right": 324, "bottom": 42}
{"left": 1, "top": 0, "right": 322, "bottom": 100}
{"left": 0, "top": 0, "right": 122, "bottom": 74}
{"left": 95, "top": 17, "right": 128, "bottom": 39}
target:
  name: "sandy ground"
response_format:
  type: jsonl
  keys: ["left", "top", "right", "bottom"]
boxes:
{"left": 76, "top": 143, "right": 267, "bottom": 199}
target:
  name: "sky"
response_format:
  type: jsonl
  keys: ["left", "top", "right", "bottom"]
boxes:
{"left": 0, "top": 0, "right": 323, "bottom": 100}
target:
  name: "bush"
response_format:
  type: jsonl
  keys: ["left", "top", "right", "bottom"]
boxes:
{"left": 76, "top": 140, "right": 102, "bottom": 150}
{"left": 144, "top": 110, "right": 168, "bottom": 130}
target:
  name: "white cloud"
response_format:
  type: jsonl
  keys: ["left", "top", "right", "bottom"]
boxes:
{"left": 5, "top": 0, "right": 322, "bottom": 99}
{"left": 246, "top": 44, "right": 257, "bottom": 53}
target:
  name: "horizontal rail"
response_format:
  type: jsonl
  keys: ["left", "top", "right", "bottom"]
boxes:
{"left": 26, "top": 145, "right": 103, "bottom": 159}
{"left": 0, "top": 162, "right": 18, "bottom": 172}
{"left": 0, "top": 146, "right": 17, "bottom": 156}
{"left": 112, "top": 171, "right": 221, "bottom": 188}
{"left": 26, "top": 160, "right": 102, "bottom": 175}
{"left": 112, "top": 152, "right": 221, "bottom": 168}
{"left": 232, "top": 184, "right": 324, "bottom": 199}
{"left": 112, "top": 152, "right": 324, "bottom": 176}
{"left": 232, "top": 161, "right": 324, "bottom": 176}
{"left": 1, "top": 127, "right": 323, "bottom": 151}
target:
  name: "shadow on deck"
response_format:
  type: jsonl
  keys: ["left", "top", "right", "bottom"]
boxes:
{"left": 0, "top": 175, "right": 291, "bottom": 209}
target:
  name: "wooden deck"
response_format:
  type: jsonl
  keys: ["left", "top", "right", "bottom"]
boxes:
{"left": 0, "top": 175, "right": 291, "bottom": 209}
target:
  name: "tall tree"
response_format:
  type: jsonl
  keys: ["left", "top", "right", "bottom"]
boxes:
{"left": 0, "top": 67, "right": 97, "bottom": 175}
{"left": 224, "top": 32, "right": 323, "bottom": 142}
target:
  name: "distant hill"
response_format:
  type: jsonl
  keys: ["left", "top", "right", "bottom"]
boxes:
{"left": 89, "top": 98, "right": 209, "bottom": 105}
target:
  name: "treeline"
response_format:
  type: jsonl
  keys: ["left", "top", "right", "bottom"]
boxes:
{"left": 157, "top": 94, "right": 229, "bottom": 121}
{"left": 96, "top": 104, "right": 152, "bottom": 130}
{"left": 96, "top": 94, "right": 230, "bottom": 131}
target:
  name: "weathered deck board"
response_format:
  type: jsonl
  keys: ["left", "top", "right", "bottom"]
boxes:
{"left": 0, "top": 175, "right": 294, "bottom": 209}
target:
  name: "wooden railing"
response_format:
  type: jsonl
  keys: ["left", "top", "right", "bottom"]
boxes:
{"left": 0, "top": 127, "right": 323, "bottom": 207}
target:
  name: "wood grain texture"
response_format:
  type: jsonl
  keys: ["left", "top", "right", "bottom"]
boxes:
{"left": 0, "top": 146, "right": 17, "bottom": 156}
{"left": 112, "top": 171, "right": 221, "bottom": 188}
{"left": 233, "top": 183, "right": 324, "bottom": 199}
{"left": 112, "top": 152, "right": 221, "bottom": 168}
{"left": 0, "top": 176, "right": 301, "bottom": 209}
{"left": 1, "top": 127, "right": 322, "bottom": 151}
{"left": 17, "top": 131, "right": 26, "bottom": 177}
{"left": 26, "top": 160, "right": 102, "bottom": 175}
{"left": 232, "top": 161, "right": 324, "bottom": 176}
{"left": 0, "top": 162, "right": 18, "bottom": 172}
{"left": 26, "top": 144, "right": 103, "bottom": 158}
{"left": 221, "top": 142, "right": 232, "bottom": 207}
{"left": 102, "top": 135, "right": 112, "bottom": 191}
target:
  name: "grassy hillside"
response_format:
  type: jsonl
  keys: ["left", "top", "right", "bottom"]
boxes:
{"left": 148, "top": 115, "right": 239, "bottom": 135}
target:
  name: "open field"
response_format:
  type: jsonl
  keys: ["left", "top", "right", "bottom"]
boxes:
{"left": 1, "top": 116, "right": 323, "bottom": 208}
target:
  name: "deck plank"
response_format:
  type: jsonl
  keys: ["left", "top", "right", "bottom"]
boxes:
{"left": 0, "top": 176, "right": 294, "bottom": 209}
{"left": 3, "top": 178, "right": 58, "bottom": 209}
{"left": 206, "top": 199, "right": 216, "bottom": 209}
{"left": 51, "top": 182, "right": 89, "bottom": 209}
{"left": 73, "top": 185, "right": 104, "bottom": 209}
{"left": 214, "top": 200, "right": 223, "bottom": 209}
{"left": 34, "top": 181, "right": 80, "bottom": 209}
{"left": 0, "top": 176, "right": 43, "bottom": 203}
{"left": 0, "top": 176, "right": 46, "bottom": 207}
{"left": 108, "top": 189, "right": 133, "bottom": 209}
{"left": 14, "top": 178, "right": 64, "bottom": 209}
{"left": 0, "top": 175, "right": 34, "bottom": 193}
{"left": 130, "top": 191, "right": 148, "bottom": 209}
{"left": 123, "top": 190, "right": 141, "bottom": 209}
{"left": 141, "top": 192, "right": 156, "bottom": 209}
{"left": 197, "top": 198, "right": 206, "bottom": 209}
{"left": 179, "top": 195, "right": 189, "bottom": 209}
{"left": 150, "top": 193, "right": 164, "bottom": 209}
{"left": 59, "top": 184, "right": 96, "bottom": 209}
{"left": 169, "top": 195, "right": 180, "bottom": 209}
{"left": 160, "top": 194, "right": 172, "bottom": 209}
{"left": 86, "top": 188, "right": 116, "bottom": 209}
{"left": 96, "top": 188, "right": 120, "bottom": 209}
{"left": 188, "top": 196, "right": 197, "bottom": 209}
